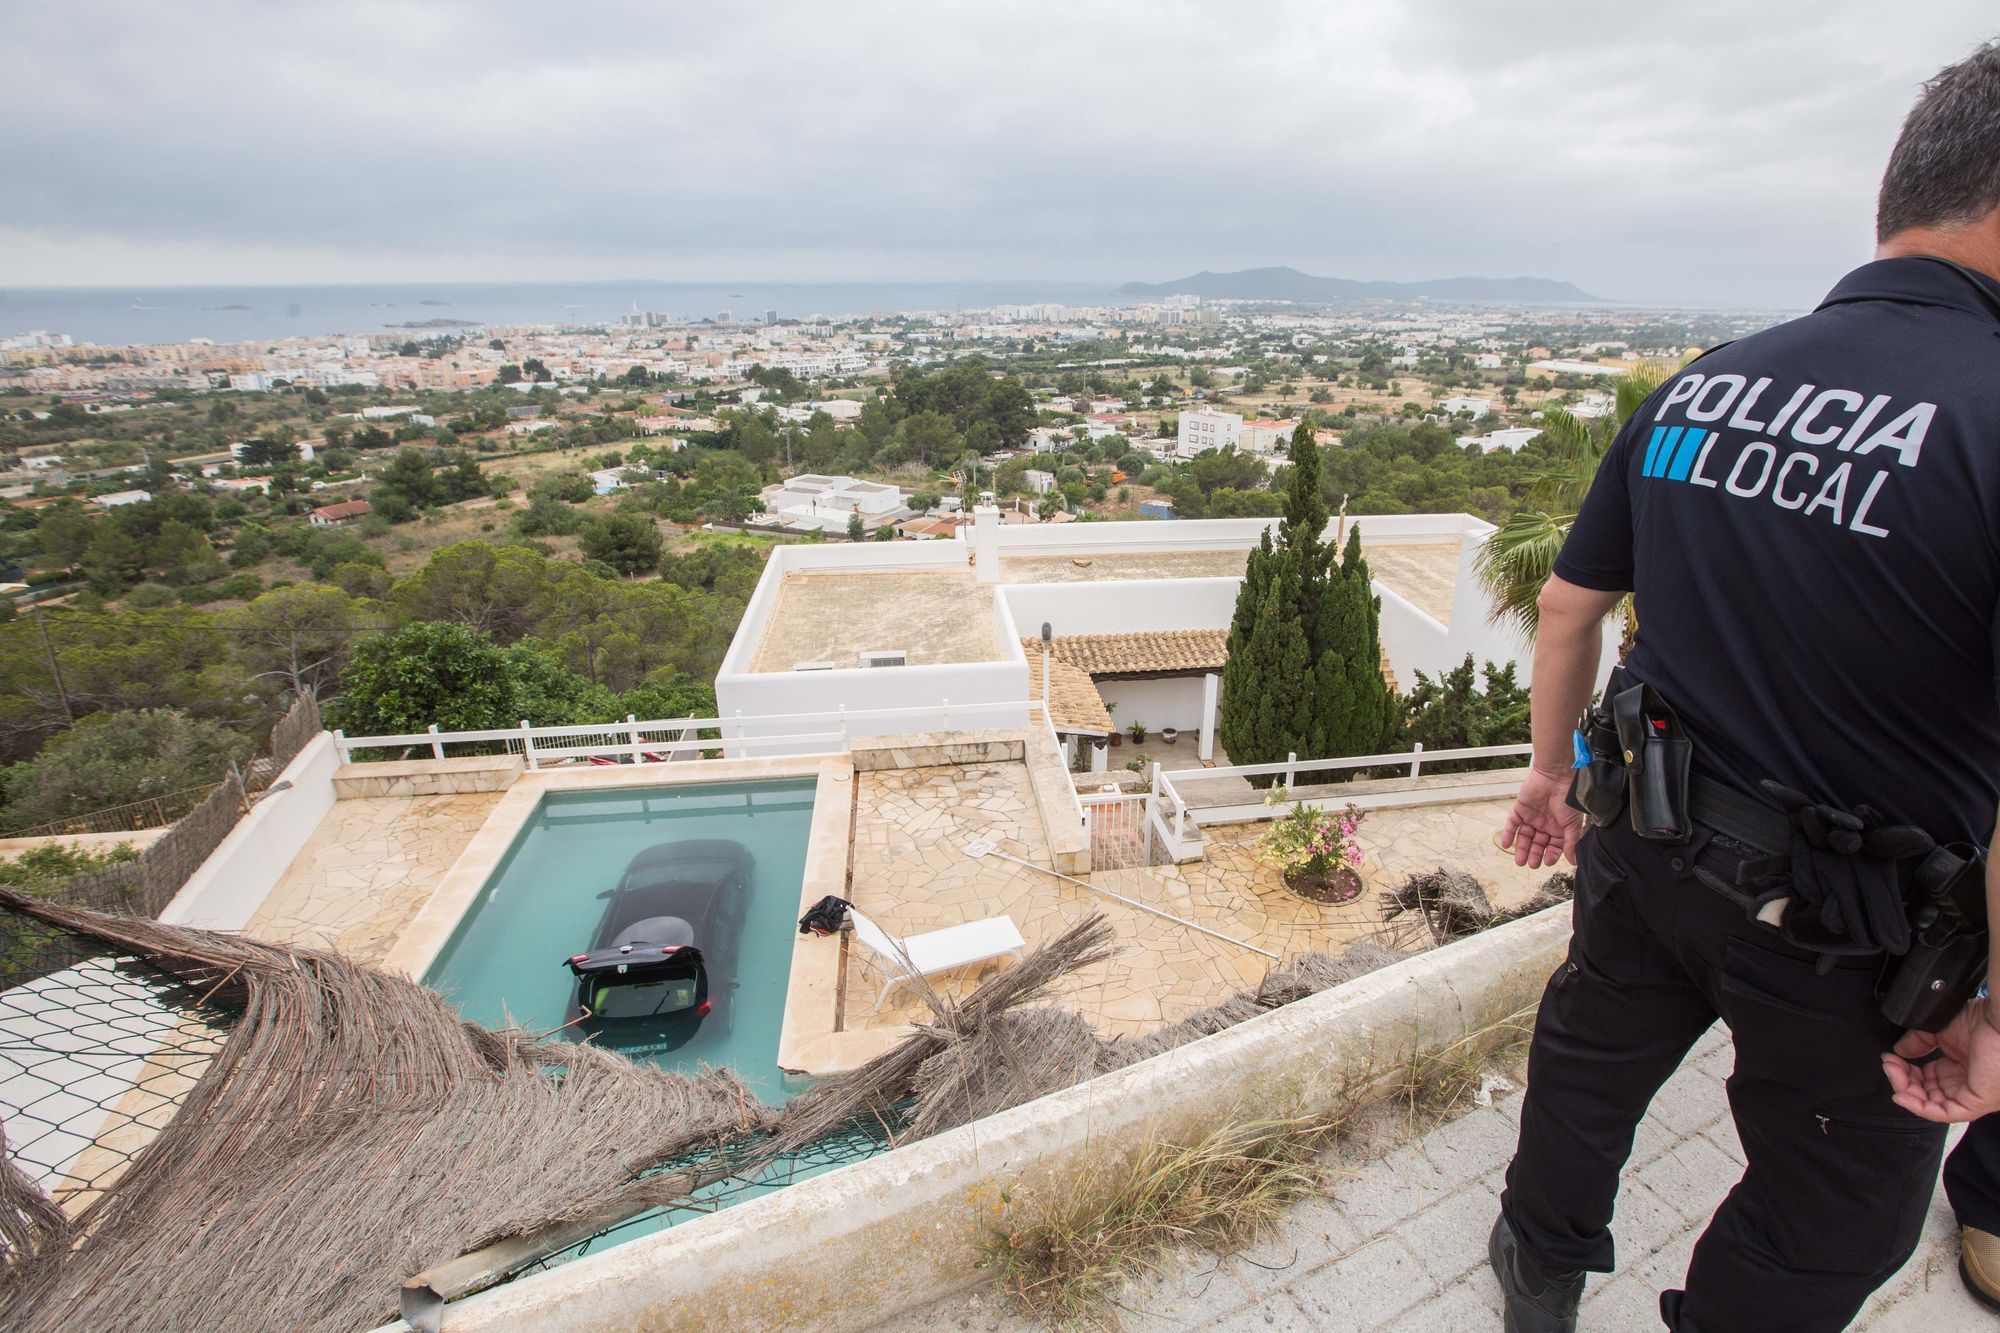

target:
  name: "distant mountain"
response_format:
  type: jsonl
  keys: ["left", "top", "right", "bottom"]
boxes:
{"left": 1117, "top": 265, "right": 1602, "bottom": 304}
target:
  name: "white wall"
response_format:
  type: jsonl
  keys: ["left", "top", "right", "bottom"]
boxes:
{"left": 1000, "top": 578, "right": 1240, "bottom": 639}
{"left": 994, "top": 517, "right": 1274, "bottom": 556}
{"left": 1097, "top": 678, "right": 1207, "bottom": 734}
{"left": 1376, "top": 584, "right": 1453, "bottom": 687}
{"left": 715, "top": 659, "right": 1032, "bottom": 756}
{"left": 160, "top": 731, "right": 341, "bottom": 931}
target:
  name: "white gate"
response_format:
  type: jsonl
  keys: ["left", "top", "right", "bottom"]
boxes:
{"left": 1081, "top": 790, "right": 1153, "bottom": 871}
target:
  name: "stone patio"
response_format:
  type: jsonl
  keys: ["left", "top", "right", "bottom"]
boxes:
{"left": 843, "top": 772, "right": 1562, "bottom": 1040}
{"left": 244, "top": 791, "right": 504, "bottom": 966}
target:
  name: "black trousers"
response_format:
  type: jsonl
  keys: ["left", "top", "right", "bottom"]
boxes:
{"left": 1946, "top": 1115, "right": 2000, "bottom": 1233}
{"left": 1501, "top": 821, "right": 1946, "bottom": 1332}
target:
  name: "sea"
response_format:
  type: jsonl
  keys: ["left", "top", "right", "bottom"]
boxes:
{"left": 0, "top": 279, "right": 1133, "bottom": 347}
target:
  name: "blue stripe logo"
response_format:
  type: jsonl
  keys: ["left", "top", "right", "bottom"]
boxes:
{"left": 1643, "top": 426, "right": 1709, "bottom": 482}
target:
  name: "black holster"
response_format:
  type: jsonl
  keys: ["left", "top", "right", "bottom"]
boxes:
{"left": 1880, "top": 844, "right": 1989, "bottom": 1032}
{"left": 1567, "top": 682, "right": 1692, "bottom": 842}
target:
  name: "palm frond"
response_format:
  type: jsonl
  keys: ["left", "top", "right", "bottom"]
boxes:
{"left": 1614, "top": 367, "right": 1664, "bottom": 425}
{"left": 1523, "top": 405, "right": 1598, "bottom": 511}
{"left": 1474, "top": 510, "right": 1573, "bottom": 636}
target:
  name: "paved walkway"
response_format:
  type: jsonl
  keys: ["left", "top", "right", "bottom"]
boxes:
{"left": 883, "top": 1026, "right": 1984, "bottom": 1331}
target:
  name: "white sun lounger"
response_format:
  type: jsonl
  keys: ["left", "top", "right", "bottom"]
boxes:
{"left": 847, "top": 908, "right": 1026, "bottom": 1010}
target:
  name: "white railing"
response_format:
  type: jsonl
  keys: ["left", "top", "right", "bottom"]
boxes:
{"left": 332, "top": 699, "right": 1041, "bottom": 770}
{"left": 1154, "top": 742, "right": 1535, "bottom": 846}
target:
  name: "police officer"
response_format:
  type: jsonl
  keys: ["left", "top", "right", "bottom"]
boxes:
{"left": 1489, "top": 42, "right": 2000, "bottom": 1333}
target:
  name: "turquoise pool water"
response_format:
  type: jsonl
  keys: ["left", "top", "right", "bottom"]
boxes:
{"left": 425, "top": 779, "right": 817, "bottom": 1105}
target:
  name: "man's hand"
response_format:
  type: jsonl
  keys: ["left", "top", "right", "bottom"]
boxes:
{"left": 1883, "top": 998, "right": 2000, "bottom": 1122}
{"left": 1500, "top": 765, "right": 1582, "bottom": 870}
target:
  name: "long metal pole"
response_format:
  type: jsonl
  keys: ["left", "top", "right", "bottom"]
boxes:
{"left": 966, "top": 841, "right": 1279, "bottom": 960}
{"left": 36, "top": 609, "right": 73, "bottom": 724}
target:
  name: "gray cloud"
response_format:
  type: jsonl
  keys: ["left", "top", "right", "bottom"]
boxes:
{"left": 2, "top": 0, "right": 1995, "bottom": 305}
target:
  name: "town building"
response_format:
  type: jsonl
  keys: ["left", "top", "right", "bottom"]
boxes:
{"left": 309, "top": 499, "right": 372, "bottom": 527}
{"left": 1175, "top": 409, "right": 1242, "bottom": 459}
{"left": 756, "top": 474, "right": 908, "bottom": 534}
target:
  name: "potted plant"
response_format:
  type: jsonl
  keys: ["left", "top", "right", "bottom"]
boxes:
{"left": 1260, "top": 795, "right": 1367, "bottom": 905}
{"left": 1128, "top": 720, "right": 1148, "bottom": 745}
{"left": 1159, "top": 726, "right": 1180, "bottom": 745}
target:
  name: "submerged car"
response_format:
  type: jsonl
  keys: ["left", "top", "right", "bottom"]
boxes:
{"left": 563, "top": 839, "right": 752, "bottom": 1052}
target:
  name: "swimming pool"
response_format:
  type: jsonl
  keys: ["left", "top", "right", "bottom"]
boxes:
{"left": 424, "top": 779, "right": 817, "bottom": 1105}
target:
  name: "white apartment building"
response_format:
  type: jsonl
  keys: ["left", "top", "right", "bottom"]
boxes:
{"left": 1175, "top": 409, "right": 1242, "bottom": 459}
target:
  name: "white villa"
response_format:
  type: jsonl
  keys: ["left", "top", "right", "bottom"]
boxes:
{"left": 714, "top": 503, "right": 1619, "bottom": 778}
{"left": 756, "top": 473, "right": 907, "bottom": 534}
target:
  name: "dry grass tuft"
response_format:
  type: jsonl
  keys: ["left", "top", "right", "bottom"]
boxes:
{"left": 1388, "top": 1006, "right": 1537, "bottom": 1132}
{"left": 979, "top": 1114, "right": 1348, "bottom": 1328}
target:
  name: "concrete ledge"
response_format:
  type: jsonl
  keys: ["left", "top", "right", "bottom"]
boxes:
{"left": 428, "top": 905, "right": 1570, "bottom": 1332}
{"left": 332, "top": 756, "right": 524, "bottom": 800}
{"left": 849, "top": 731, "right": 1026, "bottom": 772}
{"left": 162, "top": 732, "right": 341, "bottom": 932}
{"left": 1021, "top": 726, "right": 1090, "bottom": 876}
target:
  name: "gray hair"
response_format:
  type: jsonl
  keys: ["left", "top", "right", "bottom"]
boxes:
{"left": 1876, "top": 40, "right": 2000, "bottom": 242}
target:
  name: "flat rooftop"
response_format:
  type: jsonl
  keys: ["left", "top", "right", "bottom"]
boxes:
{"left": 1362, "top": 541, "right": 1459, "bottom": 625}
{"left": 749, "top": 570, "right": 998, "bottom": 672}
{"left": 746, "top": 539, "right": 1463, "bottom": 674}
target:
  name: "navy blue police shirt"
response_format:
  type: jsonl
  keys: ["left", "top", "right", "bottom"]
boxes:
{"left": 1555, "top": 256, "right": 2000, "bottom": 844}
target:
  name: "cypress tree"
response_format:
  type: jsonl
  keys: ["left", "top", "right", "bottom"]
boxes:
{"left": 1228, "top": 528, "right": 1278, "bottom": 659}
{"left": 1319, "top": 529, "right": 1397, "bottom": 753}
{"left": 1219, "top": 567, "right": 1311, "bottom": 782}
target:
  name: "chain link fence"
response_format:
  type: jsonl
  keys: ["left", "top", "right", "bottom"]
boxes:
{"left": 0, "top": 931, "right": 234, "bottom": 1217}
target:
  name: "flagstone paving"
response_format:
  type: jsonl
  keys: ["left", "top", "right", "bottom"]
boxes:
{"left": 843, "top": 774, "right": 1560, "bottom": 1038}
{"left": 244, "top": 792, "right": 503, "bottom": 966}
{"left": 876, "top": 1026, "right": 1980, "bottom": 1331}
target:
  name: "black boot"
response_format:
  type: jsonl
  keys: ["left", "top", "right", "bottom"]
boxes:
{"left": 1489, "top": 1214, "right": 1584, "bottom": 1333}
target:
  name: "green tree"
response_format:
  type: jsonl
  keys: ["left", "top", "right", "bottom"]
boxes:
{"left": 373, "top": 447, "right": 441, "bottom": 514}
{"left": 224, "top": 583, "right": 366, "bottom": 702}
{"left": 846, "top": 510, "right": 865, "bottom": 541}
{"left": 1312, "top": 529, "right": 1397, "bottom": 756}
{"left": 329, "top": 621, "right": 519, "bottom": 734}
{"left": 82, "top": 524, "right": 145, "bottom": 593}
{"left": 33, "top": 505, "right": 93, "bottom": 570}
{"left": 1217, "top": 569, "right": 1311, "bottom": 779}
{"left": 578, "top": 512, "right": 663, "bottom": 576}
{"left": 1220, "top": 422, "right": 1393, "bottom": 765}
{"left": 148, "top": 520, "right": 221, "bottom": 585}
{"left": 1, "top": 708, "right": 252, "bottom": 830}
{"left": 1395, "top": 655, "right": 1531, "bottom": 772}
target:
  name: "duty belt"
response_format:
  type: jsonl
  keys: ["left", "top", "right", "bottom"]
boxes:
{"left": 1688, "top": 776, "right": 1791, "bottom": 857}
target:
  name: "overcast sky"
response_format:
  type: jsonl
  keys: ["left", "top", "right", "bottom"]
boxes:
{"left": 2, "top": 1, "right": 1994, "bottom": 307}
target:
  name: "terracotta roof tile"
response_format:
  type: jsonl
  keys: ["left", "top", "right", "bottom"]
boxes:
{"left": 1036, "top": 630, "right": 1229, "bottom": 677}
{"left": 1022, "top": 647, "right": 1114, "bottom": 734}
